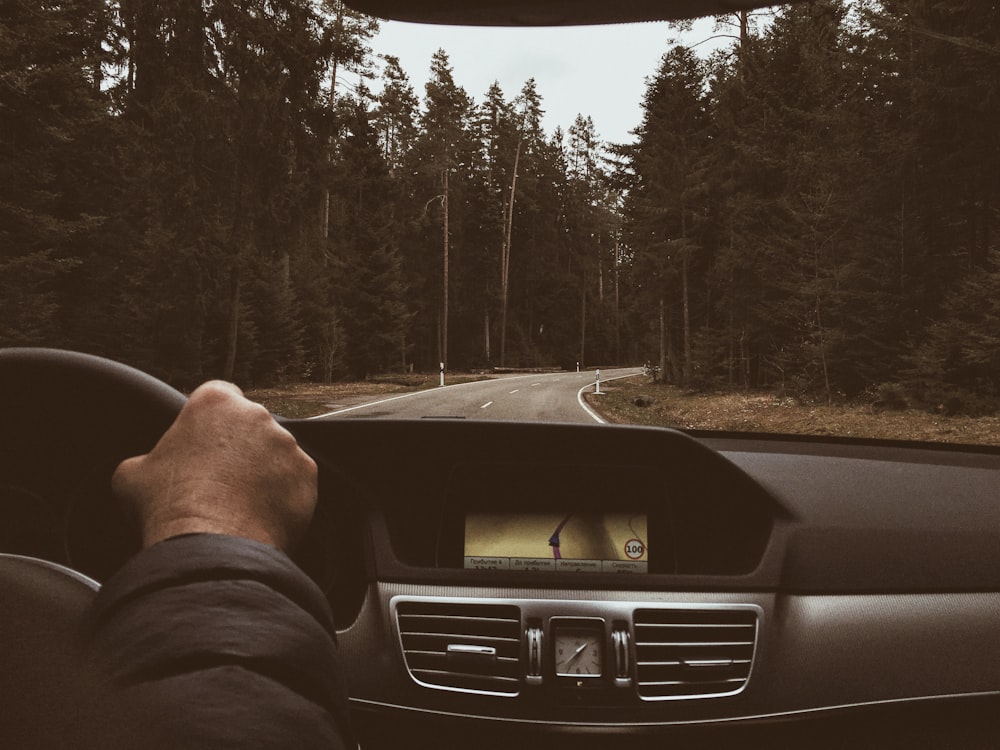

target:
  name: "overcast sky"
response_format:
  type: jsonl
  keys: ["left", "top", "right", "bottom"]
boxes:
{"left": 367, "top": 18, "right": 729, "bottom": 147}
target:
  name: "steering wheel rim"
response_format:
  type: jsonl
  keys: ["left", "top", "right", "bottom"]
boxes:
{"left": 0, "top": 348, "right": 187, "bottom": 416}
{"left": 0, "top": 553, "right": 103, "bottom": 747}
{"left": 0, "top": 348, "right": 187, "bottom": 580}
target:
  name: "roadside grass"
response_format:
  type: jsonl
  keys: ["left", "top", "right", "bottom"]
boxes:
{"left": 587, "top": 377, "right": 1000, "bottom": 447}
{"left": 246, "top": 373, "right": 493, "bottom": 419}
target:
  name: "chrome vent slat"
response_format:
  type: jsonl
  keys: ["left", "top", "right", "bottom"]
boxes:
{"left": 403, "top": 651, "right": 521, "bottom": 665}
{"left": 637, "top": 658, "right": 752, "bottom": 667}
{"left": 412, "top": 669, "right": 520, "bottom": 685}
{"left": 635, "top": 622, "right": 754, "bottom": 629}
{"left": 401, "top": 614, "right": 519, "bottom": 626}
{"left": 405, "top": 652, "right": 520, "bottom": 676}
{"left": 640, "top": 677, "right": 745, "bottom": 687}
{"left": 396, "top": 601, "right": 522, "bottom": 696}
{"left": 633, "top": 607, "right": 758, "bottom": 700}
{"left": 638, "top": 640, "right": 754, "bottom": 647}
{"left": 400, "top": 632, "right": 520, "bottom": 645}
{"left": 405, "top": 649, "right": 519, "bottom": 662}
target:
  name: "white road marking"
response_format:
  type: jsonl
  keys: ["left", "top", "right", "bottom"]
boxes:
{"left": 308, "top": 372, "right": 546, "bottom": 419}
{"left": 481, "top": 401, "right": 493, "bottom": 409}
{"left": 531, "top": 382, "right": 541, "bottom": 387}
{"left": 509, "top": 389, "right": 519, "bottom": 394}
{"left": 576, "top": 371, "right": 645, "bottom": 424}
{"left": 576, "top": 383, "right": 606, "bottom": 424}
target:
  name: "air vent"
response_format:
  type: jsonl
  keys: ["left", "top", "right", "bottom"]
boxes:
{"left": 396, "top": 600, "right": 522, "bottom": 696}
{"left": 633, "top": 607, "right": 757, "bottom": 700}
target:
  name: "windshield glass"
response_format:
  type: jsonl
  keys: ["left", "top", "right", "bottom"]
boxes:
{"left": 3, "top": 1, "right": 998, "bottom": 445}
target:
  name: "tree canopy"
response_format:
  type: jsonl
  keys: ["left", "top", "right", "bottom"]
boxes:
{"left": 2, "top": 0, "right": 997, "bottom": 414}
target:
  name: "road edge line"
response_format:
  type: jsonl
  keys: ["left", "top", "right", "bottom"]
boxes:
{"left": 576, "top": 372, "right": 644, "bottom": 425}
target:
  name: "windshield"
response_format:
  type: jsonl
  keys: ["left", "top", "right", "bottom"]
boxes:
{"left": 3, "top": 1, "right": 998, "bottom": 445}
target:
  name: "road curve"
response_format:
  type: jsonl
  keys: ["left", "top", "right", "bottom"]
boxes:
{"left": 309, "top": 367, "right": 643, "bottom": 424}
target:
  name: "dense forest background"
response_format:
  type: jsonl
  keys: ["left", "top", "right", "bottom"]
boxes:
{"left": 2, "top": 1, "right": 998, "bottom": 413}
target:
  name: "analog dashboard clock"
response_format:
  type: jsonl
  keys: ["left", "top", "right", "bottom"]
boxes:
{"left": 553, "top": 624, "right": 603, "bottom": 678}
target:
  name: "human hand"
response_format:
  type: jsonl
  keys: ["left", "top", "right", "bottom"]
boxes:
{"left": 112, "top": 381, "right": 317, "bottom": 551}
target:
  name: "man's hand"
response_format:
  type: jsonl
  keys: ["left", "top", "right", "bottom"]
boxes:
{"left": 112, "top": 381, "right": 317, "bottom": 551}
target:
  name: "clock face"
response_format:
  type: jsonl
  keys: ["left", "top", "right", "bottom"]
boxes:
{"left": 554, "top": 627, "right": 603, "bottom": 677}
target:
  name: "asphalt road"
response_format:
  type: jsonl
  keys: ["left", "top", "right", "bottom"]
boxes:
{"left": 310, "top": 367, "right": 643, "bottom": 423}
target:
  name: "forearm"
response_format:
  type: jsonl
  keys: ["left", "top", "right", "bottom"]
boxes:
{"left": 86, "top": 534, "right": 355, "bottom": 749}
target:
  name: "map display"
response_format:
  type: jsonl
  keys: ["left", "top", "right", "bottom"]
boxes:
{"left": 464, "top": 512, "right": 648, "bottom": 573}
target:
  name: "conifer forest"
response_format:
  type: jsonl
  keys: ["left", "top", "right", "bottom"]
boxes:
{"left": 3, "top": 1, "right": 998, "bottom": 413}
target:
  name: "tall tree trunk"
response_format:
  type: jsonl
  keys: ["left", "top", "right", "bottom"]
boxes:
{"left": 728, "top": 227, "right": 735, "bottom": 386}
{"left": 682, "top": 254, "right": 691, "bottom": 385}
{"left": 500, "top": 136, "right": 521, "bottom": 367}
{"left": 900, "top": 181, "right": 906, "bottom": 292}
{"left": 442, "top": 168, "right": 449, "bottom": 370}
{"left": 598, "top": 236, "right": 604, "bottom": 303}
{"left": 680, "top": 195, "right": 692, "bottom": 385}
{"left": 658, "top": 296, "right": 666, "bottom": 383}
{"left": 222, "top": 158, "right": 249, "bottom": 381}
{"left": 322, "top": 313, "right": 338, "bottom": 382}
{"left": 740, "top": 327, "right": 749, "bottom": 389}
{"left": 223, "top": 265, "right": 240, "bottom": 380}
{"left": 322, "top": 180, "right": 331, "bottom": 240}
{"left": 436, "top": 312, "right": 442, "bottom": 370}
{"left": 124, "top": 0, "right": 135, "bottom": 95}
{"left": 728, "top": 302, "right": 735, "bottom": 388}
{"left": 814, "top": 243, "right": 832, "bottom": 405}
{"left": 484, "top": 311, "right": 490, "bottom": 363}
{"left": 614, "top": 238, "right": 620, "bottom": 365}
{"left": 580, "top": 272, "right": 586, "bottom": 368}
{"left": 321, "top": 2, "right": 345, "bottom": 241}
{"left": 667, "top": 303, "right": 680, "bottom": 384}
{"left": 91, "top": 4, "right": 104, "bottom": 93}
{"left": 815, "top": 293, "right": 832, "bottom": 405}
{"left": 739, "top": 10, "right": 748, "bottom": 80}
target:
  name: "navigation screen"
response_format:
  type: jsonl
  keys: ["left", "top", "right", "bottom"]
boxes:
{"left": 464, "top": 512, "right": 648, "bottom": 573}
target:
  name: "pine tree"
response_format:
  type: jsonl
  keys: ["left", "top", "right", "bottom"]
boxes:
{"left": 410, "top": 49, "right": 474, "bottom": 371}
{"left": 625, "top": 46, "right": 710, "bottom": 385}
{"left": 0, "top": 0, "right": 110, "bottom": 348}
{"left": 327, "top": 103, "right": 410, "bottom": 376}
{"left": 373, "top": 55, "right": 419, "bottom": 173}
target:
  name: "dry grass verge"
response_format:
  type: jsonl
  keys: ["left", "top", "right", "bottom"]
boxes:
{"left": 247, "top": 373, "right": 492, "bottom": 419}
{"left": 588, "top": 377, "right": 1000, "bottom": 447}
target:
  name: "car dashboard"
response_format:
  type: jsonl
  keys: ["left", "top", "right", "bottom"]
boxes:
{"left": 282, "top": 419, "right": 1000, "bottom": 748}
{"left": 2, "top": 375, "right": 999, "bottom": 749}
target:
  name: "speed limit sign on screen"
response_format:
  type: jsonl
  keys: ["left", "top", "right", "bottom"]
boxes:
{"left": 624, "top": 539, "right": 645, "bottom": 560}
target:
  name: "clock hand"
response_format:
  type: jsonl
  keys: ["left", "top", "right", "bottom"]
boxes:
{"left": 566, "top": 642, "right": 589, "bottom": 664}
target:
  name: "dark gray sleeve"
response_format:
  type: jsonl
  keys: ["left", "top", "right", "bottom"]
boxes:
{"left": 85, "top": 534, "right": 356, "bottom": 749}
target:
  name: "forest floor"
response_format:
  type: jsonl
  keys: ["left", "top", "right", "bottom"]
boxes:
{"left": 586, "top": 376, "right": 1000, "bottom": 447}
{"left": 246, "top": 373, "right": 492, "bottom": 419}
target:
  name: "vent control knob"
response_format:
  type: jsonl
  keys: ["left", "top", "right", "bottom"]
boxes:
{"left": 525, "top": 625, "right": 543, "bottom": 686}
{"left": 612, "top": 626, "right": 631, "bottom": 687}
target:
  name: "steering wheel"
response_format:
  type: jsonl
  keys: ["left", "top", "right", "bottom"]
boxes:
{"left": 0, "top": 349, "right": 188, "bottom": 741}
{"left": 0, "top": 348, "right": 186, "bottom": 580}
{"left": 0, "top": 345, "right": 358, "bottom": 619}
